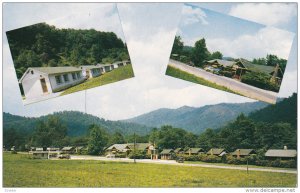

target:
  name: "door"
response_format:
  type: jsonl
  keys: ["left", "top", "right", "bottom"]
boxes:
{"left": 86, "top": 70, "right": 90, "bottom": 78}
{"left": 40, "top": 78, "right": 48, "bottom": 93}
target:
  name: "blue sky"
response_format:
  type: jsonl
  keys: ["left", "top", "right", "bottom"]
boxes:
{"left": 177, "top": 3, "right": 295, "bottom": 60}
{"left": 2, "top": 3, "right": 298, "bottom": 120}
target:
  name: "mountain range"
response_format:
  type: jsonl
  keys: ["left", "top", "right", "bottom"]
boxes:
{"left": 6, "top": 96, "right": 293, "bottom": 136}
{"left": 122, "top": 101, "right": 269, "bottom": 133}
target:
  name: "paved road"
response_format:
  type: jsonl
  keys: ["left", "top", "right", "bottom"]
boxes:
{"left": 168, "top": 59, "right": 278, "bottom": 104}
{"left": 70, "top": 155, "right": 297, "bottom": 174}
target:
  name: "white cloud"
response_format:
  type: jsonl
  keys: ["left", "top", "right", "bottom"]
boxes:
{"left": 4, "top": 3, "right": 293, "bottom": 121}
{"left": 229, "top": 3, "right": 297, "bottom": 27}
{"left": 181, "top": 5, "right": 208, "bottom": 26}
{"left": 205, "top": 26, "right": 294, "bottom": 60}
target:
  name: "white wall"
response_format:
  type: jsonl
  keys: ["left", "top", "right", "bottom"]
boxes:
{"left": 21, "top": 69, "right": 52, "bottom": 99}
{"left": 49, "top": 71, "right": 85, "bottom": 92}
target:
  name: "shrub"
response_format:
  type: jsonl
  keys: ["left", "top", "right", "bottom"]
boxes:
{"left": 241, "top": 71, "right": 279, "bottom": 92}
{"left": 225, "top": 155, "right": 248, "bottom": 165}
{"left": 201, "top": 155, "right": 222, "bottom": 163}
{"left": 182, "top": 154, "right": 200, "bottom": 161}
{"left": 128, "top": 150, "right": 150, "bottom": 159}
{"left": 220, "top": 70, "right": 234, "bottom": 78}
{"left": 255, "top": 159, "right": 269, "bottom": 167}
{"left": 279, "top": 160, "right": 296, "bottom": 168}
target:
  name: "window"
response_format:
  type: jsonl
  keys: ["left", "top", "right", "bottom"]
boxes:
{"left": 72, "top": 73, "right": 77, "bottom": 80}
{"left": 55, "top": 75, "right": 62, "bottom": 84}
{"left": 76, "top": 72, "right": 81, "bottom": 79}
{"left": 63, "top": 74, "right": 69, "bottom": 82}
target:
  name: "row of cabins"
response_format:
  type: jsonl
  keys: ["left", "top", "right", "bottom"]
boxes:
{"left": 105, "top": 143, "right": 158, "bottom": 159}
{"left": 160, "top": 147, "right": 297, "bottom": 161}
{"left": 105, "top": 143, "right": 297, "bottom": 161}
{"left": 204, "top": 58, "right": 283, "bottom": 85}
{"left": 19, "top": 60, "right": 130, "bottom": 99}
{"left": 30, "top": 146, "right": 86, "bottom": 159}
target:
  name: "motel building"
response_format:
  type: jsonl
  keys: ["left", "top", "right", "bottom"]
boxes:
{"left": 80, "top": 65, "right": 103, "bottom": 79}
{"left": 19, "top": 67, "right": 85, "bottom": 100}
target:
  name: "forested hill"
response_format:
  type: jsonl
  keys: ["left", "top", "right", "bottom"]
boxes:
{"left": 6, "top": 22, "right": 129, "bottom": 79}
{"left": 123, "top": 101, "right": 269, "bottom": 134}
{"left": 3, "top": 111, "right": 151, "bottom": 136}
{"left": 249, "top": 93, "right": 297, "bottom": 128}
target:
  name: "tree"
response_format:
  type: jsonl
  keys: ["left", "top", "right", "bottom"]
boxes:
{"left": 31, "top": 115, "right": 68, "bottom": 147}
{"left": 109, "top": 132, "right": 125, "bottom": 145}
{"left": 171, "top": 36, "right": 184, "bottom": 55}
{"left": 191, "top": 38, "right": 210, "bottom": 67}
{"left": 209, "top": 51, "right": 223, "bottom": 60}
{"left": 87, "top": 125, "right": 108, "bottom": 155}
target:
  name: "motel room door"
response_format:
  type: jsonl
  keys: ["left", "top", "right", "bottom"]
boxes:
{"left": 86, "top": 70, "right": 90, "bottom": 78}
{"left": 40, "top": 78, "right": 48, "bottom": 93}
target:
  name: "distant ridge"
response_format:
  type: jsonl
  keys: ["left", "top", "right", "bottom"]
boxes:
{"left": 122, "top": 101, "right": 269, "bottom": 133}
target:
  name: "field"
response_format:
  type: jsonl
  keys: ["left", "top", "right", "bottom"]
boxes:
{"left": 3, "top": 153, "right": 297, "bottom": 187}
{"left": 61, "top": 64, "right": 134, "bottom": 96}
{"left": 166, "top": 65, "right": 239, "bottom": 95}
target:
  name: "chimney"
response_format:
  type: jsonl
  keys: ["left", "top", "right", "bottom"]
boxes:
{"left": 237, "top": 149, "right": 240, "bottom": 159}
{"left": 284, "top": 146, "right": 288, "bottom": 150}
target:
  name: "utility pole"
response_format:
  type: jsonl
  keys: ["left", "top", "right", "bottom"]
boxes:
{"left": 247, "top": 159, "right": 249, "bottom": 174}
{"left": 134, "top": 132, "right": 136, "bottom": 164}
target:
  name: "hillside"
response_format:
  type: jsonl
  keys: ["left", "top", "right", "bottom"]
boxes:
{"left": 123, "top": 101, "right": 268, "bottom": 133}
{"left": 6, "top": 22, "right": 129, "bottom": 79}
{"left": 3, "top": 111, "right": 151, "bottom": 137}
{"left": 249, "top": 93, "right": 297, "bottom": 128}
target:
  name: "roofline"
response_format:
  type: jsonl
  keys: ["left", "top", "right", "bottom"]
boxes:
{"left": 18, "top": 68, "right": 48, "bottom": 83}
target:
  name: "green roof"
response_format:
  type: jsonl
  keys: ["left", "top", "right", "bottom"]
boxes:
{"left": 31, "top": 67, "right": 82, "bottom": 75}
{"left": 106, "top": 144, "right": 130, "bottom": 152}
{"left": 231, "top": 149, "right": 256, "bottom": 156}
{"left": 207, "top": 148, "right": 225, "bottom": 155}
{"left": 237, "top": 59, "right": 276, "bottom": 74}
{"left": 185, "top": 148, "right": 204, "bottom": 154}
{"left": 207, "top": 59, "right": 235, "bottom": 67}
{"left": 160, "top": 149, "right": 174, "bottom": 154}
{"left": 80, "top": 65, "right": 100, "bottom": 70}
{"left": 127, "top": 143, "right": 151, "bottom": 151}
{"left": 265, "top": 149, "right": 297, "bottom": 158}
{"left": 174, "top": 148, "right": 183, "bottom": 153}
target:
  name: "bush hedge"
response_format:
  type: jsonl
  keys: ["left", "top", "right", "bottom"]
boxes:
{"left": 241, "top": 71, "right": 279, "bottom": 92}
{"left": 178, "top": 154, "right": 296, "bottom": 168}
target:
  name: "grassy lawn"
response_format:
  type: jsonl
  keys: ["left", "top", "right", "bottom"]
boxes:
{"left": 166, "top": 65, "right": 240, "bottom": 95}
{"left": 60, "top": 64, "right": 134, "bottom": 96}
{"left": 3, "top": 153, "right": 296, "bottom": 187}
{"left": 184, "top": 161, "right": 297, "bottom": 171}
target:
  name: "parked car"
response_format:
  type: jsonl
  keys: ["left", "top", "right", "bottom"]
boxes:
{"left": 176, "top": 156, "right": 184, "bottom": 163}
{"left": 58, "top": 154, "right": 70, "bottom": 159}
{"left": 106, "top": 154, "right": 115, "bottom": 158}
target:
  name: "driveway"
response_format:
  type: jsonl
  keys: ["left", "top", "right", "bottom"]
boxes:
{"left": 70, "top": 155, "right": 297, "bottom": 174}
{"left": 168, "top": 59, "right": 278, "bottom": 104}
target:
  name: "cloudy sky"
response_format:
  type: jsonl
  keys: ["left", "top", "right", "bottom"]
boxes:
{"left": 2, "top": 3, "right": 297, "bottom": 120}
{"left": 178, "top": 3, "right": 295, "bottom": 60}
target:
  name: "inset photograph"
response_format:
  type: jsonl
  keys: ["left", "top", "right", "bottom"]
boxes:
{"left": 166, "top": 3, "right": 294, "bottom": 104}
{"left": 6, "top": 4, "right": 134, "bottom": 105}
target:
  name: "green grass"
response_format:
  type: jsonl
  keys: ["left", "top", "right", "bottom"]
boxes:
{"left": 184, "top": 161, "right": 297, "bottom": 171}
{"left": 3, "top": 153, "right": 296, "bottom": 187}
{"left": 166, "top": 65, "right": 240, "bottom": 95}
{"left": 60, "top": 64, "right": 134, "bottom": 96}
